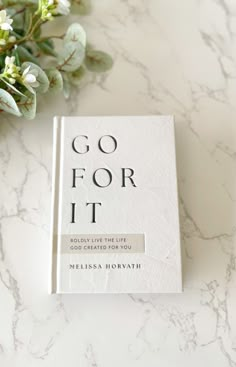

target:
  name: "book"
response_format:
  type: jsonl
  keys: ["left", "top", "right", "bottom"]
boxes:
{"left": 50, "top": 115, "right": 182, "bottom": 293}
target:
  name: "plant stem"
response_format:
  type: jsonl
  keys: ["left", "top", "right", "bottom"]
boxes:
{"left": 0, "top": 2, "right": 36, "bottom": 11}
{"left": 12, "top": 7, "right": 26, "bottom": 17}
{"left": 14, "top": 17, "right": 42, "bottom": 46}
{"left": 24, "top": 17, "right": 42, "bottom": 41}
{"left": 35, "top": 34, "right": 65, "bottom": 43}
{"left": 0, "top": 16, "right": 42, "bottom": 53}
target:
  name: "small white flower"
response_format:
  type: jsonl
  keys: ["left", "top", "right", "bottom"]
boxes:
{"left": 41, "top": 0, "right": 70, "bottom": 20}
{"left": 55, "top": 0, "right": 70, "bottom": 15}
{"left": 22, "top": 66, "right": 40, "bottom": 94}
{"left": 5, "top": 56, "right": 15, "bottom": 66}
{"left": 8, "top": 35, "right": 16, "bottom": 43}
{"left": 1, "top": 57, "right": 40, "bottom": 94}
{"left": 0, "top": 38, "right": 6, "bottom": 45}
{"left": 4, "top": 56, "right": 19, "bottom": 75}
{"left": 1, "top": 56, "right": 20, "bottom": 86}
{"left": 0, "top": 10, "right": 13, "bottom": 31}
{"left": 9, "top": 77, "right": 15, "bottom": 84}
{"left": 41, "top": 0, "right": 53, "bottom": 20}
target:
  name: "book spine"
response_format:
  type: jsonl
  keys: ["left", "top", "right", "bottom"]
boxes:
{"left": 172, "top": 119, "right": 183, "bottom": 292}
{"left": 49, "top": 116, "right": 62, "bottom": 294}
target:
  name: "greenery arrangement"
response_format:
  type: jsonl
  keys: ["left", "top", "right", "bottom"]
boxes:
{"left": 0, "top": 0, "right": 113, "bottom": 119}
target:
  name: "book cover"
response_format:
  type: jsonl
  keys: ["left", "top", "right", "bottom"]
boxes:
{"left": 50, "top": 115, "right": 182, "bottom": 293}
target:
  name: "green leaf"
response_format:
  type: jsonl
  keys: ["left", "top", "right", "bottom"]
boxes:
{"left": 24, "top": 8, "right": 33, "bottom": 33}
{"left": 22, "top": 62, "right": 49, "bottom": 94}
{"left": 85, "top": 50, "right": 113, "bottom": 72}
{"left": 0, "top": 88, "right": 21, "bottom": 116}
{"left": 57, "top": 23, "right": 87, "bottom": 72}
{"left": 71, "top": 0, "right": 92, "bottom": 15}
{"left": 38, "top": 40, "right": 57, "bottom": 57}
{"left": 68, "top": 65, "right": 86, "bottom": 86}
{"left": 3, "top": 0, "right": 37, "bottom": 5}
{"left": 17, "top": 46, "right": 40, "bottom": 65}
{"left": 0, "top": 55, "right": 6, "bottom": 69}
{"left": 11, "top": 30, "right": 23, "bottom": 41}
{"left": 13, "top": 49, "right": 21, "bottom": 66}
{"left": 62, "top": 75, "right": 71, "bottom": 99}
{"left": 57, "top": 41, "right": 85, "bottom": 72}
{"left": 12, "top": 12, "right": 24, "bottom": 30}
{"left": 46, "top": 69, "right": 63, "bottom": 93}
{"left": 64, "top": 23, "right": 86, "bottom": 47}
{"left": 18, "top": 91, "right": 36, "bottom": 120}
{"left": 0, "top": 78, "right": 26, "bottom": 97}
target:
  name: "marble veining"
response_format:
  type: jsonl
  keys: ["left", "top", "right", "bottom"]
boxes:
{"left": 0, "top": 0, "right": 236, "bottom": 366}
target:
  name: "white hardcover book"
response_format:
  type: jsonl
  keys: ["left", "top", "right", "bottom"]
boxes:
{"left": 50, "top": 115, "right": 182, "bottom": 293}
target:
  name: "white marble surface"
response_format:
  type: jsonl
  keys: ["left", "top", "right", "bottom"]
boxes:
{"left": 0, "top": 0, "right": 236, "bottom": 366}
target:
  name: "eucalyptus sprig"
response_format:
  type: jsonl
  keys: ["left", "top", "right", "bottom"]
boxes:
{"left": 0, "top": 0, "right": 113, "bottom": 119}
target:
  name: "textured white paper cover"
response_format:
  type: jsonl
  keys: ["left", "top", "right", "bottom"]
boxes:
{"left": 50, "top": 116, "right": 182, "bottom": 293}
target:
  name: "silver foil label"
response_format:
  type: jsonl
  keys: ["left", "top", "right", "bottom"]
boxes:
{"left": 59, "top": 234, "right": 145, "bottom": 254}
